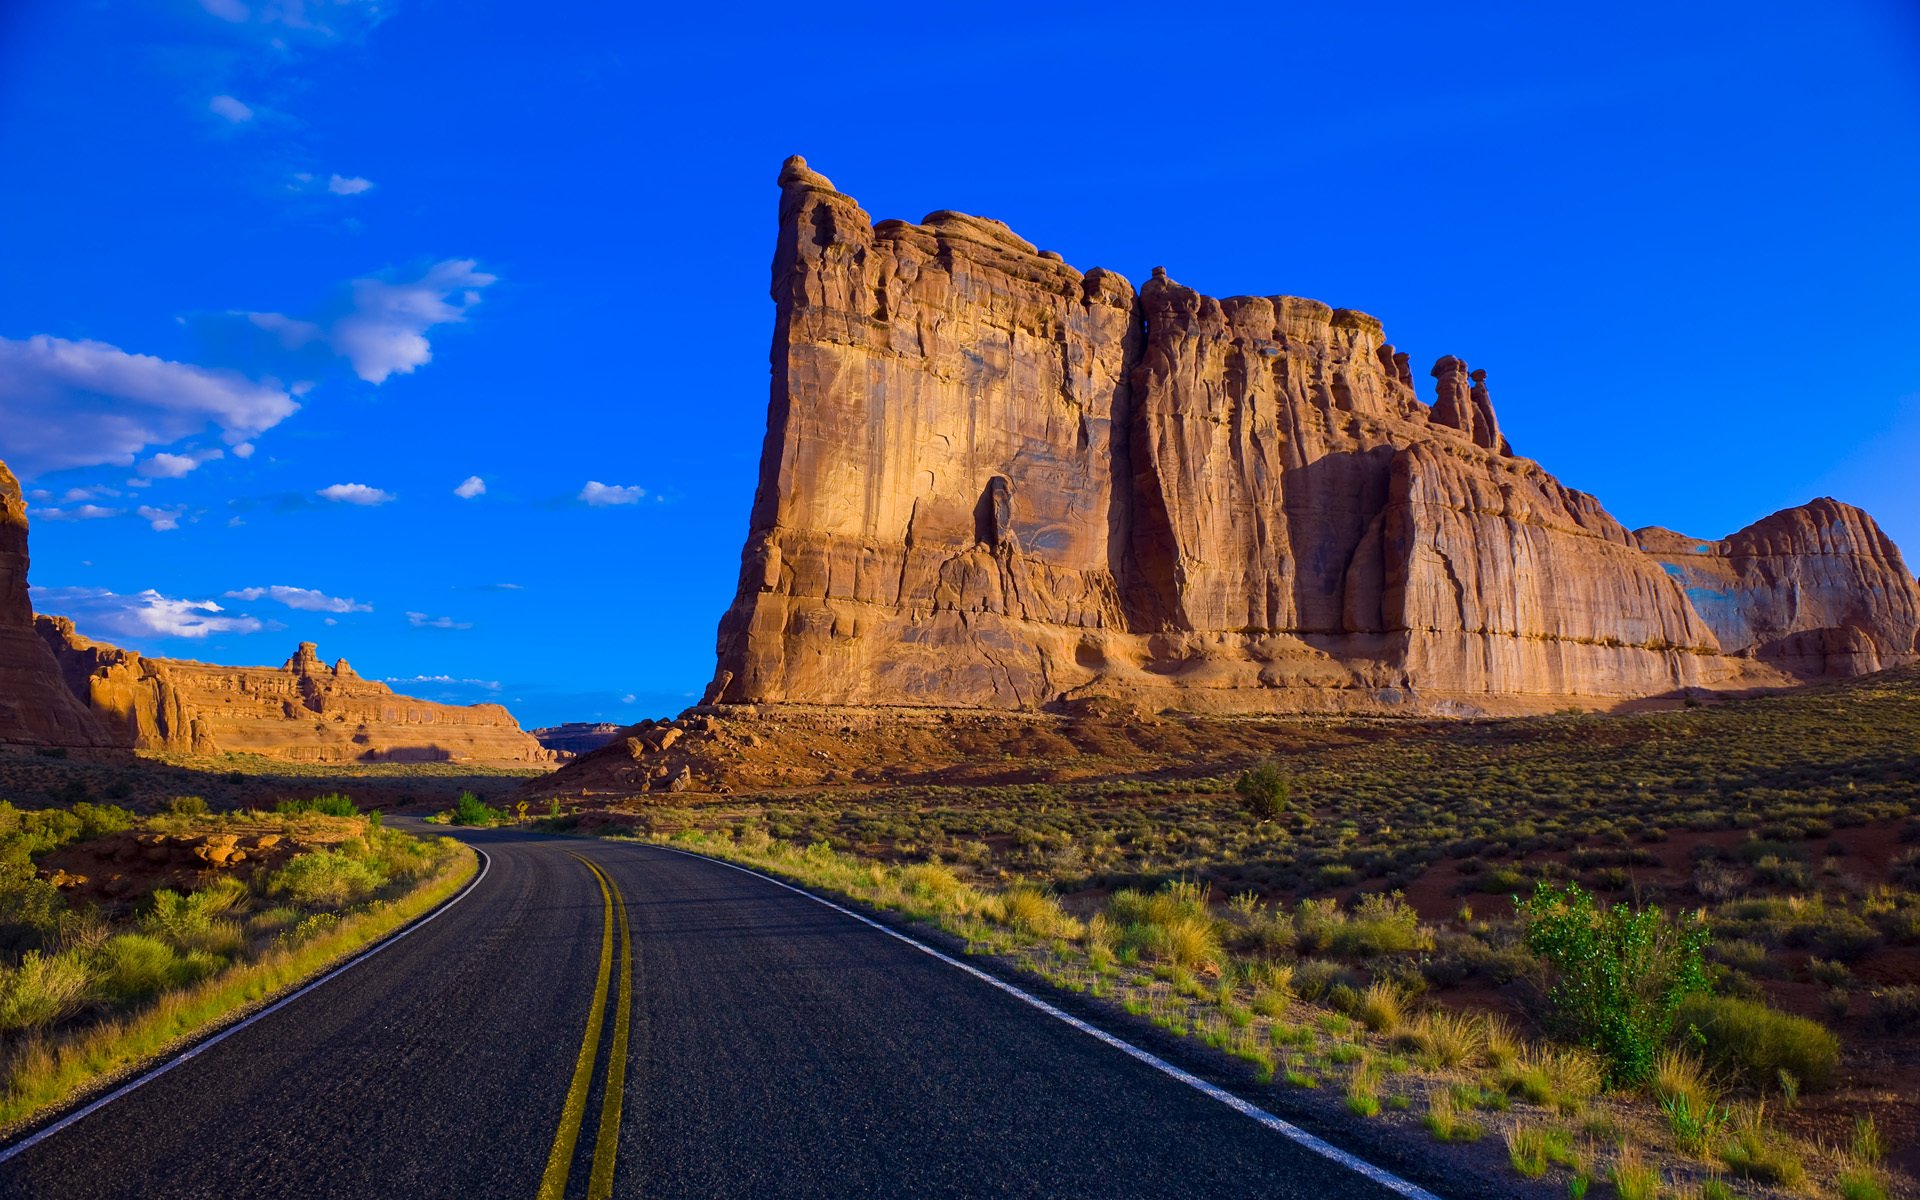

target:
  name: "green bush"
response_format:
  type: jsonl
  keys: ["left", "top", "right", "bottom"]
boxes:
{"left": 449, "top": 791, "right": 503, "bottom": 826}
{"left": 1235, "top": 761, "right": 1292, "bottom": 820}
{"left": 265, "top": 850, "right": 387, "bottom": 908}
{"left": 166, "top": 795, "right": 209, "bottom": 817}
{"left": 1518, "top": 881, "right": 1710, "bottom": 1084}
{"left": 276, "top": 794, "right": 358, "bottom": 818}
{"left": 1677, "top": 994, "right": 1839, "bottom": 1091}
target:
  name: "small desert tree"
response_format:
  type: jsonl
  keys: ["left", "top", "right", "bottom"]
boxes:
{"left": 1235, "top": 761, "right": 1292, "bottom": 821}
{"left": 1518, "top": 880, "right": 1710, "bottom": 1084}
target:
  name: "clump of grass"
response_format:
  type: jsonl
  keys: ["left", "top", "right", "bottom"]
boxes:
{"left": 994, "top": 885, "right": 1081, "bottom": 940}
{"left": 1506, "top": 1122, "right": 1550, "bottom": 1178}
{"left": 1294, "top": 892, "right": 1430, "bottom": 956}
{"left": 1717, "top": 1103, "right": 1804, "bottom": 1188}
{"left": 1608, "top": 1142, "right": 1660, "bottom": 1200}
{"left": 1500, "top": 1045, "right": 1603, "bottom": 1114}
{"left": 1357, "top": 981, "right": 1402, "bottom": 1034}
{"left": 1401, "top": 1007, "right": 1484, "bottom": 1068}
{"left": 1423, "top": 1088, "right": 1484, "bottom": 1143}
{"left": 1345, "top": 1069, "right": 1382, "bottom": 1118}
{"left": 0, "top": 951, "right": 91, "bottom": 1033}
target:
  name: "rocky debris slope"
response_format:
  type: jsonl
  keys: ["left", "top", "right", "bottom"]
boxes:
{"left": 706, "top": 157, "right": 1914, "bottom": 719}
{"left": 0, "top": 459, "right": 114, "bottom": 749}
{"left": 1638, "top": 499, "right": 1920, "bottom": 677}
{"left": 37, "top": 626, "right": 555, "bottom": 766}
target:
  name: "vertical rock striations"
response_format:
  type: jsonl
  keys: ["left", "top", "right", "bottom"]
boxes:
{"left": 708, "top": 158, "right": 1915, "bottom": 715}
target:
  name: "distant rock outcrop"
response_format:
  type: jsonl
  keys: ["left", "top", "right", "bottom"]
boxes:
{"left": 705, "top": 158, "right": 1918, "bottom": 717}
{"left": 0, "top": 460, "right": 113, "bottom": 748}
{"left": 1638, "top": 500, "right": 1920, "bottom": 677}
{"left": 36, "top": 624, "right": 555, "bottom": 765}
{"left": 531, "top": 722, "right": 625, "bottom": 757}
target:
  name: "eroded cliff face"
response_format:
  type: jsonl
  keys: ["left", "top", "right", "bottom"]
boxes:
{"left": 708, "top": 158, "right": 1912, "bottom": 715}
{"left": 37, "top": 626, "right": 553, "bottom": 765}
{"left": 0, "top": 462, "right": 113, "bottom": 748}
{"left": 1638, "top": 501, "right": 1920, "bottom": 677}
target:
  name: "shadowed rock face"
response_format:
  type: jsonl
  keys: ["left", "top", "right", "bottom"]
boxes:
{"left": 0, "top": 461, "right": 114, "bottom": 747}
{"left": 35, "top": 623, "right": 554, "bottom": 765}
{"left": 706, "top": 158, "right": 1916, "bottom": 715}
{"left": 1638, "top": 500, "right": 1920, "bottom": 677}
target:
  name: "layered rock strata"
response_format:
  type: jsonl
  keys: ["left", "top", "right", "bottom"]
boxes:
{"left": 37, "top": 625, "right": 553, "bottom": 765}
{"left": 0, "top": 461, "right": 114, "bottom": 748}
{"left": 709, "top": 158, "right": 1917, "bottom": 715}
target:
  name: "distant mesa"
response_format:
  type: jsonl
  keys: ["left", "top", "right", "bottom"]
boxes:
{"left": 0, "top": 454, "right": 551, "bottom": 765}
{"left": 699, "top": 156, "right": 1917, "bottom": 716}
{"left": 531, "top": 722, "right": 625, "bottom": 758}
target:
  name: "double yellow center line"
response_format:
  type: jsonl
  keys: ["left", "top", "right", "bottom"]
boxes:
{"left": 538, "top": 855, "right": 633, "bottom": 1200}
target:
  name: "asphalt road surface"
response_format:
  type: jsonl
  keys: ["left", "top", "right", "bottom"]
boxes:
{"left": 0, "top": 824, "right": 1446, "bottom": 1199}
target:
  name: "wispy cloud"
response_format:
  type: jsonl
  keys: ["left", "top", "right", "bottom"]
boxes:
{"left": 224, "top": 585, "right": 371, "bottom": 613}
{"left": 197, "top": 0, "right": 390, "bottom": 40}
{"left": 579, "top": 480, "right": 644, "bottom": 507}
{"left": 0, "top": 335, "right": 297, "bottom": 477}
{"left": 383, "top": 674, "right": 501, "bottom": 691}
{"left": 327, "top": 174, "right": 375, "bottom": 195}
{"left": 32, "top": 586, "right": 265, "bottom": 640}
{"left": 453, "top": 475, "right": 485, "bottom": 499}
{"left": 317, "top": 482, "right": 394, "bottom": 505}
{"left": 209, "top": 94, "right": 255, "bottom": 123}
{"left": 406, "top": 611, "right": 472, "bottom": 630}
{"left": 35, "top": 504, "right": 125, "bottom": 522}
{"left": 244, "top": 258, "right": 496, "bottom": 385}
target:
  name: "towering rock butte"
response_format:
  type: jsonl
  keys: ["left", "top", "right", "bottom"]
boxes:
{"left": 36, "top": 623, "right": 553, "bottom": 764}
{"left": 0, "top": 461, "right": 115, "bottom": 747}
{"left": 707, "top": 157, "right": 1920, "bottom": 715}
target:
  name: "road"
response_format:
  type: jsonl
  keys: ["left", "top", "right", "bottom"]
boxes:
{"left": 0, "top": 824, "right": 1447, "bottom": 1199}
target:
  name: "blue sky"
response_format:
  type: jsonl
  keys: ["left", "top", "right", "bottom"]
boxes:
{"left": 2, "top": 0, "right": 1916, "bottom": 729}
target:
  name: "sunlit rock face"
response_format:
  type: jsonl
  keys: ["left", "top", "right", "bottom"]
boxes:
{"left": 0, "top": 459, "right": 114, "bottom": 747}
{"left": 36, "top": 624, "right": 554, "bottom": 765}
{"left": 1638, "top": 500, "right": 1920, "bottom": 678}
{"left": 699, "top": 159, "right": 1918, "bottom": 714}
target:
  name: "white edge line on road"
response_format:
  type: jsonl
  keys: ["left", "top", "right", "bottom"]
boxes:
{"left": 0, "top": 846, "right": 492, "bottom": 1166}
{"left": 649, "top": 844, "right": 1444, "bottom": 1200}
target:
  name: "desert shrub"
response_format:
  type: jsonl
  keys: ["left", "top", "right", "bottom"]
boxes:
{"left": 0, "top": 950, "right": 92, "bottom": 1031}
{"left": 1867, "top": 985, "right": 1920, "bottom": 1032}
{"left": 1107, "top": 879, "right": 1210, "bottom": 927}
{"left": 1518, "top": 881, "right": 1710, "bottom": 1084}
{"left": 166, "top": 795, "right": 209, "bottom": 817}
{"left": 265, "top": 849, "right": 387, "bottom": 908}
{"left": 1676, "top": 994, "right": 1838, "bottom": 1091}
{"left": 449, "top": 791, "right": 503, "bottom": 826}
{"left": 276, "top": 794, "right": 357, "bottom": 818}
{"left": 1235, "top": 761, "right": 1292, "bottom": 820}
{"left": 92, "top": 933, "right": 206, "bottom": 1002}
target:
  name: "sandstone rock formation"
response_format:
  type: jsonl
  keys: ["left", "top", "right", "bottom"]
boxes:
{"left": 1638, "top": 500, "right": 1920, "bottom": 677}
{"left": 706, "top": 158, "right": 1917, "bottom": 717}
{"left": 0, "top": 460, "right": 114, "bottom": 748}
{"left": 36, "top": 624, "right": 554, "bottom": 766}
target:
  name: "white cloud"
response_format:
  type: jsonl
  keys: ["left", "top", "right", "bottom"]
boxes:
{"left": 246, "top": 259, "right": 496, "bottom": 386}
{"left": 317, "top": 482, "right": 394, "bottom": 505}
{"left": 0, "top": 335, "right": 298, "bottom": 478}
{"left": 384, "top": 674, "right": 501, "bottom": 691}
{"left": 137, "top": 505, "right": 187, "bottom": 531}
{"left": 406, "top": 611, "right": 472, "bottom": 630}
{"left": 327, "top": 174, "right": 375, "bottom": 195}
{"left": 35, "top": 505, "right": 125, "bottom": 521}
{"left": 138, "top": 448, "right": 224, "bottom": 478}
{"left": 453, "top": 475, "right": 485, "bottom": 499}
{"left": 579, "top": 480, "right": 645, "bottom": 507}
{"left": 232, "top": 442, "right": 256, "bottom": 459}
{"left": 32, "top": 586, "right": 264, "bottom": 640}
{"left": 209, "top": 94, "right": 255, "bottom": 123}
{"left": 198, "top": 0, "right": 389, "bottom": 38}
{"left": 224, "top": 585, "right": 371, "bottom": 613}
